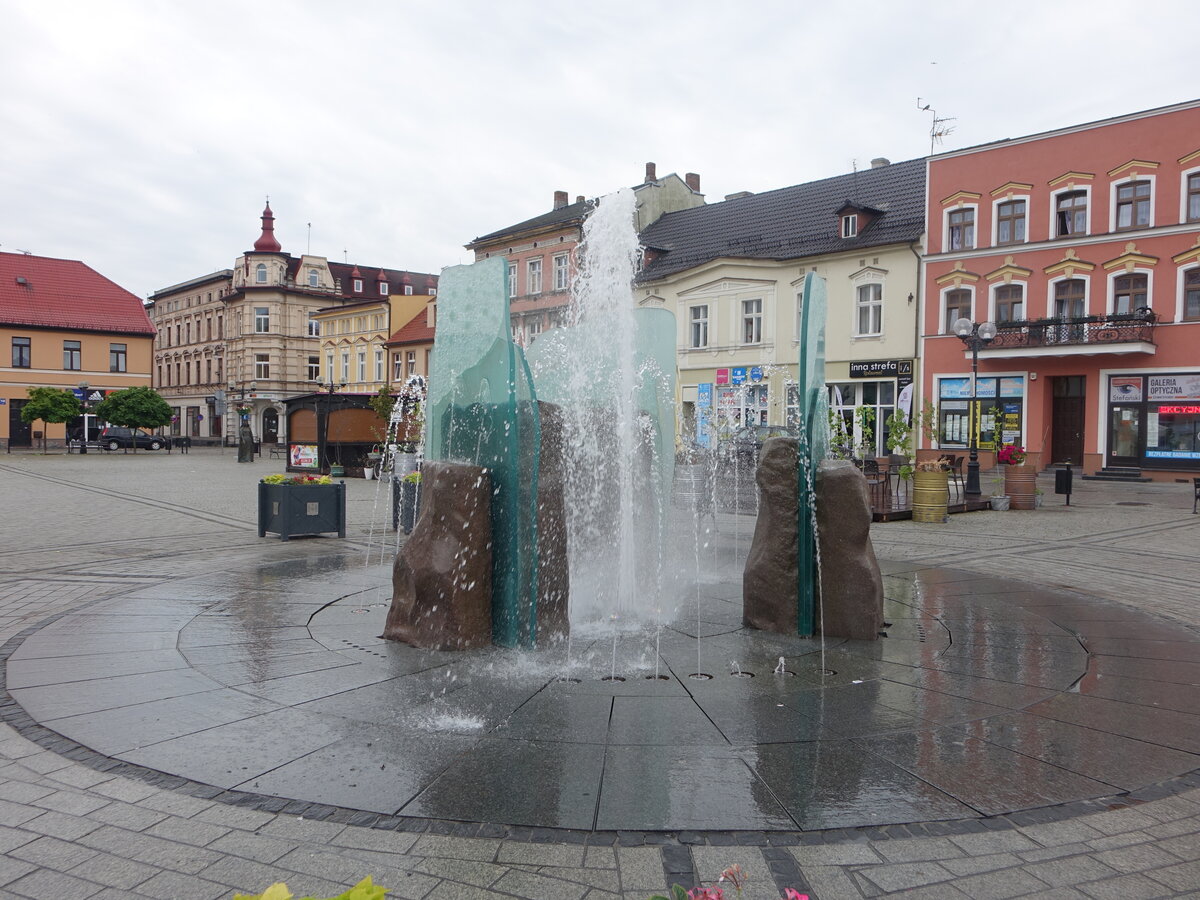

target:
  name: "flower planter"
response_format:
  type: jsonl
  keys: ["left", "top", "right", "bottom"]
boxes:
{"left": 392, "top": 478, "right": 422, "bottom": 533}
{"left": 1004, "top": 465, "right": 1038, "bottom": 510}
{"left": 258, "top": 481, "right": 346, "bottom": 541}
{"left": 911, "top": 470, "right": 949, "bottom": 524}
{"left": 990, "top": 495, "right": 1011, "bottom": 511}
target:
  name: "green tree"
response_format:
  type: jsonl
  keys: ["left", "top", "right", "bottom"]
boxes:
{"left": 93, "top": 386, "right": 173, "bottom": 453}
{"left": 21, "top": 387, "right": 82, "bottom": 454}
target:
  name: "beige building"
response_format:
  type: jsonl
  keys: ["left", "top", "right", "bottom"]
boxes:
{"left": 312, "top": 290, "right": 432, "bottom": 396}
{"left": 637, "top": 158, "right": 926, "bottom": 455}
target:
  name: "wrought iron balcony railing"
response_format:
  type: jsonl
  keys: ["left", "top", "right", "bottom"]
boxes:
{"left": 989, "top": 308, "right": 1157, "bottom": 350}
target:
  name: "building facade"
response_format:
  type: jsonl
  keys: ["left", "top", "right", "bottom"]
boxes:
{"left": 2, "top": 252, "right": 155, "bottom": 448}
{"left": 921, "top": 100, "right": 1200, "bottom": 479}
{"left": 637, "top": 158, "right": 926, "bottom": 455}
{"left": 148, "top": 204, "right": 437, "bottom": 446}
{"left": 465, "top": 163, "right": 704, "bottom": 347}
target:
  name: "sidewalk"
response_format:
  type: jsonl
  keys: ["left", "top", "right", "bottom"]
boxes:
{"left": 0, "top": 449, "right": 1196, "bottom": 899}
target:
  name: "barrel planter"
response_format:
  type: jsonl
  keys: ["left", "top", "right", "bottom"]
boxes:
{"left": 1004, "top": 465, "right": 1038, "bottom": 510}
{"left": 911, "top": 470, "right": 949, "bottom": 524}
{"left": 258, "top": 481, "right": 346, "bottom": 541}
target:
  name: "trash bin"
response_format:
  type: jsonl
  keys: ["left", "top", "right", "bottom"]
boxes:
{"left": 1055, "top": 466, "right": 1073, "bottom": 505}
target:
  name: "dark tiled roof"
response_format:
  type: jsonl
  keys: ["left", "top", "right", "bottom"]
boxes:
{"left": 468, "top": 199, "right": 593, "bottom": 247}
{"left": 385, "top": 307, "right": 434, "bottom": 346}
{"left": 305, "top": 260, "right": 438, "bottom": 301}
{"left": 638, "top": 158, "right": 926, "bottom": 281}
{"left": 0, "top": 252, "right": 156, "bottom": 335}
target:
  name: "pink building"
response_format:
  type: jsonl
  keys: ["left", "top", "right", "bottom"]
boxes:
{"left": 921, "top": 99, "right": 1200, "bottom": 481}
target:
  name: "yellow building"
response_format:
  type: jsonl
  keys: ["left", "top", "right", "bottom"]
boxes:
{"left": 1, "top": 252, "right": 154, "bottom": 448}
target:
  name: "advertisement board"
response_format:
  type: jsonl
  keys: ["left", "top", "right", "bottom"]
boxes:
{"left": 289, "top": 444, "right": 319, "bottom": 469}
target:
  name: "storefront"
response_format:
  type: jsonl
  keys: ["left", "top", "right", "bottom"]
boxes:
{"left": 822, "top": 359, "right": 914, "bottom": 458}
{"left": 1105, "top": 372, "right": 1200, "bottom": 471}
{"left": 935, "top": 375, "right": 1026, "bottom": 454}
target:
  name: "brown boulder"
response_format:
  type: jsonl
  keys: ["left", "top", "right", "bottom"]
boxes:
{"left": 382, "top": 461, "right": 493, "bottom": 650}
{"left": 743, "top": 438, "right": 800, "bottom": 633}
{"left": 535, "top": 402, "right": 570, "bottom": 644}
{"left": 814, "top": 460, "right": 884, "bottom": 640}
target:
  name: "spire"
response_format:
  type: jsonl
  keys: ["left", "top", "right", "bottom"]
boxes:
{"left": 253, "top": 199, "right": 282, "bottom": 252}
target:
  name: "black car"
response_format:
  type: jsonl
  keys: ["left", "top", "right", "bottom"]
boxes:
{"left": 98, "top": 426, "right": 171, "bottom": 451}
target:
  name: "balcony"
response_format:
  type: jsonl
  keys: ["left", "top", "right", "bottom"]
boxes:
{"left": 982, "top": 309, "right": 1157, "bottom": 359}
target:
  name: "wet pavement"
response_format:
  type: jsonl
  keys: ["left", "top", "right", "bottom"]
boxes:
{"left": 0, "top": 449, "right": 1198, "bottom": 898}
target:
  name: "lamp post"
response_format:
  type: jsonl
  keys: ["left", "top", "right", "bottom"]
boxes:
{"left": 76, "top": 381, "right": 89, "bottom": 454}
{"left": 312, "top": 378, "right": 346, "bottom": 475}
{"left": 226, "top": 380, "right": 257, "bottom": 446}
{"left": 953, "top": 317, "right": 998, "bottom": 496}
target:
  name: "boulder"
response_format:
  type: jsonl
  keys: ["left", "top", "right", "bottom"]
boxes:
{"left": 382, "top": 461, "right": 493, "bottom": 650}
{"left": 814, "top": 460, "right": 884, "bottom": 640}
{"left": 742, "top": 438, "right": 800, "bottom": 633}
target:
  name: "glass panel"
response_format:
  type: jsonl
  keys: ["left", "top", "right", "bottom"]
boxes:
{"left": 1110, "top": 407, "right": 1139, "bottom": 458}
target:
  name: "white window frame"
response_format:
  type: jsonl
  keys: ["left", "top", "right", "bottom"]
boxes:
{"left": 379, "top": 281, "right": 389, "bottom": 296}
{"left": 989, "top": 281, "right": 1028, "bottom": 323}
{"left": 841, "top": 214, "right": 858, "bottom": 238}
{"left": 374, "top": 347, "right": 384, "bottom": 382}
{"left": 341, "top": 351, "right": 350, "bottom": 382}
{"left": 255, "top": 263, "right": 267, "bottom": 284}
{"left": 404, "top": 285, "right": 413, "bottom": 295}
{"left": 689, "top": 304, "right": 709, "bottom": 349}
{"left": 991, "top": 195, "right": 1030, "bottom": 246}
{"left": 1050, "top": 186, "right": 1092, "bottom": 239}
{"left": 308, "top": 268, "right": 319, "bottom": 287}
{"left": 353, "top": 278, "right": 363, "bottom": 293}
{"left": 1107, "top": 268, "right": 1153, "bottom": 316}
{"left": 1180, "top": 167, "right": 1200, "bottom": 224}
{"left": 854, "top": 282, "right": 883, "bottom": 336}
{"left": 325, "top": 351, "right": 333, "bottom": 381}
{"left": 1109, "top": 175, "right": 1156, "bottom": 232}
{"left": 356, "top": 349, "right": 366, "bottom": 382}
{"left": 307, "top": 314, "right": 320, "bottom": 337}
{"left": 943, "top": 204, "right": 978, "bottom": 252}
{"left": 406, "top": 351, "right": 416, "bottom": 377}
{"left": 940, "top": 285, "right": 975, "bottom": 334}
{"left": 307, "top": 356, "right": 320, "bottom": 381}
{"left": 1047, "top": 275, "right": 1091, "bottom": 319}
{"left": 254, "top": 307, "right": 270, "bottom": 333}
{"left": 527, "top": 257, "right": 543, "bottom": 295}
{"left": 508, "top": 263, "right": 517, "bottom": 298}
{"left": 553, "top": 253, "right": 569, "bottom": 291}
{"left": 254, "top": 353, "right": 270, "bottom": 380}
{"left": 393, "top": 353, "right": 403, "bottom": 380}
{"left": 740, "top": 297, "right": 763, "bottom": 345}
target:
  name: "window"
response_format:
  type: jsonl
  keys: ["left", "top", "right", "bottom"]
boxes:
{"left": 527, "top": 319, "right": 542, "bottom": 341}
{"left": 947, "top": 208, "right": 975, "bottom": 250}
{"left": 393, "top": 353, "right": 403, "bottom": 380}
{"left": 741, "top": 298, "right": 762, "bottom": 344}
{"left": 1055, "top": 279, "right": 1086, "bottom": 318}
{"left": 255, "top": 263, "right": 268, "bottom": 284}
{"left": 185, "top": 322, "right": 191, "bottom": 344}
{"left": 217, "top": 314, "right": 223, "bottom": 339}
{"left": 254, "top": 307, "right": 269, "bottom": 333}
{"left": 308, "top": 268, "right": 319, "bottom": 287}
{"left": 110, "top": 343, "right": 127, "bottom": 372}
{"left": 1115, "top": 181, "right": 1151, "bottom": 230}
{"left": 1113, "top": 273, "right": 1147, "bottom": 315}
{"left": 689, "top": 305, "right": 709, "bottom": 348}
{"left": 341, "top": 352, "right": 350, "bottom": 382}
{"left": 308, "top": 356, "right": 320, "bottom": 381}
{"left": 508, "top": 263, "right": 517, "bottom": 298}
{"left": 379, "top": 281, "right": 389, "bottom": 296}
{"left": 215, "top": 358, "right": 221, "bottom": 384}
{"left": 353, "top": 278, "right": 363, "bottom": 293}
{"left": 255, "top": 353, "right": 270, "bottom": 379}
{"left": 12, "top": 336, "right": 30, "bottom": 368}
{"left": 527, "top": 258, "right": 543, "bottom": 295}
{"left": 944, "top": 289, "right": 972, "bottom": 332}
{"left": 1188, "top": 173, "right": 1200, "bottom": 223}
{"left": 996, "top": 200, "right": 1026, "bottom": 244}
{"left": 63, "top": 340, "right": 81, "bottom": 370}
{"left": 325, "top": 352, "right": 333, "bottom": 381}
{"left": 206, "top": 316, "right": 212, "bottom": 340}
{"left": 553, "top": 253, "right": 569, "bottom": 291}
{"left": 206, "top": 359, "right": 212, "bottom": 383}
{"left": 406, "top": 351, "right": 416, "bottom": 377}
{"left": 404, "top": 285, "right": 413, "bottom": 295}
{"left": 994, "top": 284, "right": 1024, "bottom": 322}
{"left": 307, "top": 314, "right": 320, "bottom": 337}
{"left": 1184, "top": 269, "right": 1200, "bottom": 321}
{"left": 855, "top": 283, "right": 882, "bottom": 335}
{"left": 175, "top": 323, "right": 180, "bottom": 345}
{"left": 1056, "top": 190, "right": 1088, "bottom": 237}
{"left": 356, "top": 350, "right": 366, "bottom": 382}
{"left": 841, "top": 214, "right": 857, "bottom": 238}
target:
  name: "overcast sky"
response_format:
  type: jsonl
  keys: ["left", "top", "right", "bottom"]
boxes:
{"left": 2, "top": 0, "right": 1195, "bottom": 299}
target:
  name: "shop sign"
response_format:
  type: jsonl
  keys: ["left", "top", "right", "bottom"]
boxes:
{"left": 715, "top": 368, "right": 730, "bottom": 385}
{"left": 731, "top": 367, "right": 747, "bottom": 385}
{"left": 697, "top": 383, "right": 713, "bottom": 407}
{"left": 1110, "top": 376, "right": 1143, "bottom": 402}
{"left": 849, "top": 359, "right": 913, "bottom": 381}
{"left": 749, "top": 366, "right": 763, "bottom": 382}
{"left": 1148, "top": 374, "right": 1200, "bottom": 401}
{"left": 939, "top": 377, "right": 972, "bottom": 399}
{"left": 0, "top": 398, "right": 6, "bottom": 405}
{"left": 289, "top": 444, "right": 319, "bottom": 469}
{"left": 999, "top": 376, "right": 1025, "bottom": 397}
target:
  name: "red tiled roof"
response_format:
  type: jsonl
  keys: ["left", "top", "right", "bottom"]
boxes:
{"left": 0, "top": 252, "right": 155, "bottom": 335}
{"left": 385, "top": 308, "right": 434, "bottom": 346}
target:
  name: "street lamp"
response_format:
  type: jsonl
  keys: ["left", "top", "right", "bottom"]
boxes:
{"left": 76, "top": 381, "right": 89, "bottom": 454}
{"left": 312, "top": 378, "right": 346, "bottom": 475}
{"left": 226, "top": 380, "right": 258, "bottom": 445}
{"left": 953, "top": 317, "right": 998, "bottom": 496}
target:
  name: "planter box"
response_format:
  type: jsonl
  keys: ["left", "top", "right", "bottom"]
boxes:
{"left": 1004, "top": 465, "right": 1038, "bottom": 510}
{"left": 258, "top": 482, "right": 346, "bottom": 541}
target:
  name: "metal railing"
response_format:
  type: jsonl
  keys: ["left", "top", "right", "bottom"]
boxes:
{"left": 990, "top": 309, "right": 1156, "bottom": 350}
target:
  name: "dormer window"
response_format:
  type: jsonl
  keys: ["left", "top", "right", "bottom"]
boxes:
{"left": 379, "top": 282, "right": 389, "bottom": 296}
{"left": 353, "top": 279, "right": 363, "bottom": 293}
{"left": 841, "top": 215, "right": 858, "bottom": 238}
{"left": 308, "top": 268, "right": 319, "bottom": 288}
{"left": 404, "top": 285, "right": 413, "bottom": 295}
{"left": 255, "top": 263, "right": 267, "bottom": 284}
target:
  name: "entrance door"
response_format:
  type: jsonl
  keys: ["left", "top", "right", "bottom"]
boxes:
{"left": 262, "top": 408, "right": 279, "bottom": 444}
{"left": 1107, "top": 405, "right": 1143, "bottom": 467}
{"left": 8, "top": 400, "right": 32, "bottom": 447}
{"left": 1051, "top": 376, "right": 1085, "bottom": 464}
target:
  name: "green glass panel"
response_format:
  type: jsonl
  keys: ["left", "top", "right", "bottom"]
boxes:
{"left": 426, "top": 257, "right": 540, "bottom": 648}
{"left": 796, "top": 272, "right": 828, "bottom": 636}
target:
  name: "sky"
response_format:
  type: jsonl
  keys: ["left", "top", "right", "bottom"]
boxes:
{"left": 2, "top": 0, "right": 1196, "bottom": 300}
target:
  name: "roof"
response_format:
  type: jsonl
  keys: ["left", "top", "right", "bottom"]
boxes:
{"left": 0, "top": 252, "right": 156, "bottom": 335}
{"left": 385, "top": 307, "right": 434, "bottom": 346}
{"left": 468, "top": 198, "right": 593, "bottom": 247}
{"left": 637, "top": 158, "right": 926, "bottom": 281}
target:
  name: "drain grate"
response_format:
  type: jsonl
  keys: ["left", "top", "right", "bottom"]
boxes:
{"left": 1115, "top": 501, "right": 1150, "bottom": 506}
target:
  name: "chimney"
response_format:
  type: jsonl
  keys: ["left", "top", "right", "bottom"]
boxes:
{"left": 870, "top": 157, "right": 891, "bottom": 169}
{"left": 645, "top": 162, "right": 657, "bottom": 183}
{"left": 553, "top": 190, "right": 569, "bottom": 209}
{"left": 685, "top": 172, "right": 701, "bottom": 192}
{"left": 576, "top": 195, "right": 585, "bottom": 204}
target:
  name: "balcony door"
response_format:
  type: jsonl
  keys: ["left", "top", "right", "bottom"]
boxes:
{"left": 1053, "top": 280, "right": 1086, "bottom": 343}
{"left": 1051, "top": 376, "right": 1085, "bottom": 465}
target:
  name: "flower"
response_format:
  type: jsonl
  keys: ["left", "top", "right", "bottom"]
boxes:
{"left": 998, "top": 443, "right": 1027, "bottom": 466}
{"left": 717, "top": 865, "right": 746, "bottom": 890}
{"left": 262, "top": 474, "right": 333, "bottom": 485}
{"left": 784, "top": 891, "right": 810, "bottom": 900}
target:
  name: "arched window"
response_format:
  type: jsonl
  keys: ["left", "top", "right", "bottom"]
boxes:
{"left": 308, "top": 268, "right": 319, "bottom": 288}
{"left": 1112, "top": 273, "right": 1148, "bottom": 315}
{"left": 255, "top": 263, "right": 267, "bottom": 284}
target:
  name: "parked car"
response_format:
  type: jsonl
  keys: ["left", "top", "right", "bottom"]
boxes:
{"left": 98, "top": 426, "right": 171, "bottom": 451}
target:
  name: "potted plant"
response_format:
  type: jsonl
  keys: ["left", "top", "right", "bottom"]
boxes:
{"left": 999, "top": 442, "right": 1036, "bottom": 509}
{"left": 911, "top": 458, "right": 950, "bottom": 524}
{"left": 257, "top": 474, "right": 346, "bottom": 541}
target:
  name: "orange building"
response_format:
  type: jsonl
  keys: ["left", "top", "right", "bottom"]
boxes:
{"left": 1, "top": 252, "right": 154, "bottom": 448}
{"left": 921, "top": 100, "right": 1200, "bottom": 480}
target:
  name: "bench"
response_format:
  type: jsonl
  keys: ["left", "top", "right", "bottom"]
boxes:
{"left": 269, "top": 444, "right": 287, "bottom": 459}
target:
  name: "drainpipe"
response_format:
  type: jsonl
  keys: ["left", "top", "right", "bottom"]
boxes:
{"left": 908, "top": 238, "right": 924, "bottom": 448}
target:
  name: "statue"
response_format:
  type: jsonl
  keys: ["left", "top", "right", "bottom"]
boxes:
{"left": 238, "top": 423, "right": 255, "bottom": 463}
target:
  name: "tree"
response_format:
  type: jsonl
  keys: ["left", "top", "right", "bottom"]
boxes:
{"left": 93, "top": 386, "right": 173, "bottom": 453}
{"left": 21, "top": 387, "right": 82, "bottom": 454}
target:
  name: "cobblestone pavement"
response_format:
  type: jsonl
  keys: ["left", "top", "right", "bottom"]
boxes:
{"left": 0, "top": 449, "right": 1197, "bottom": 899}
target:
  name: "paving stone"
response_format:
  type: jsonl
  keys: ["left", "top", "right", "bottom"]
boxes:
{"left": 874, "top": 836, "right": 966, "bottom": 863}
{"left": 1090, "top": 843, "right": 1180, "bottom": 874}
{"left": 616, "top": 847, "right": 665, "bottom": 891}
{"left": 20, "top": 809, "right": 100, "bottom": 841}
{"left": 858, "top": 860, "right": 955, "bottom": 893}
{"left": 206, "top": 831, "right": 296, "bottom": 864}
{"left": 411, "top": 835, "right": 500, "bottom": 862}
{"left": 1079, "top": 872, "right": 1179, "bottom": 899}
{"left": 497, "top": 842, "right": 586, "bottom": 867}
{"left": 89, "top": 779, "right": 160, "bottom": 805}
{"left": 0, "top": 799, "right": 42, "bottom": 828}
{"left": 1146, "top": 816, "right": 1200, "bottom": 840}
{"left": 66, "top": 852, "right": 160, "bottom": 890}
{"left": 412, "top": 856, "right": 506, "bottom": 889}
{"left": 951, "top": 867, "right": 1052, "bottom": 899}
{"left": 274, "top": 847, "right": 439, "bottom": 900}
{"left": 423, "top": 882, "right": 510, "bottom": 900}
{"left": 940, "top": 852, "right": 1023, "bottom": 877}
{"left": 10, "top": 834, "right": 98, "bottom": 870}
{"left": 1020, "top": 889, "right": 1089, "bottom": 899}
{"left": 583, "top": 846, "right": 617, "bottom": 869}
{"left": 1086, "top": 831, "right": 1155, "bottom": 851}
{"left": 329, "top": 827, "right": 419, "bottom": 856}
{"left": 882, "top": 885, "right": 969, "bottom": 899}
{"left": 530, "top": 865, "right": 622, "bottom": 891}
{"left": 14, "top": 751, "right": 74, "bottom": 776}
{"left": 253, "top": 816, "right": 348, "bottom": 843}
{"left": 795, "top": 864, "right": 861, "bottom": 900}
{"left": 6, "top": 867, "right": 105, "bottom": 898}
{"left": 491, "top": 868, "right": 590, "bottom": 900}
{"left": 43, "top": 765, "right": 113, "bottom": 790}
{"left": 132, "top": 869, "right": 231, "bottom": 899}
{"left": 1018, "top": 842, "right": 1093, "bottom": 863}
{"left": 193, "top": 804, "right": 278, "bottom": 831}
{"left": 948, "top": 830, "right": 1041, "bottom": 855}
{"left": 0, "top": 783, "right": 54, "bottom": 805}
{"left": 87, "top": 801, "right": 169, "bottom": 832}
{"left": 0, "top": 828, "right": 35, "bottom": 857}
{"left": 790, "top": 842, "right": 882, "bottom": 867}
{"left": 77, "top": 825, "right": 223, "bottom": 874}
{"left": 1019, "top": 821, "right": 1106, "bottom": 846}
{"left": 1155, "top": 831, "right": 1200, "bottom": 860}
{"left": 1149, "top": 859, "right": 1200, "bottom": 891}
{"left": 0, "top": 856, "right": 38, "bottom": 889}
{"left": 1077, "top": 809, "right": 1163, "bottom": 836}
{"left": 1023, "top": 854, "right": 1119, "bottom": 888}
{"left": 144, "top": 815, "right": 231, "bottom": 846}
{"left": 135, "top": 792, "right": 214, "bottom": 819}
{"left": 196, "top": 855, "right": 347, "bottom": 898}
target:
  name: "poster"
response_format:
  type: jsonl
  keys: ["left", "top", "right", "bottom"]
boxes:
{"left": 289, "top": 444, "right": 319, "bottom": 469}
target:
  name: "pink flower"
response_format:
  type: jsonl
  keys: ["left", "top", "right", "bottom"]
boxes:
{"left": 686, "top": 888, "right": 724, "bottom": 900}
{"left": 783, "top": 890, "right": 809, "bottom": 900}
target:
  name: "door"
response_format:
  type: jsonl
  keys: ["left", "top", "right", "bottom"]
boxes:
{"left": 8, "top": 400, "right": 32, "bottom": 447}
{"left": 1107, "top": 405, "right": 1143, "bottom": 468}
{"left": 262, "top": 408, "right": 279, "bottom": 445}
{"left": 1051, "top": 376, "right": 1085, "bottom": 464}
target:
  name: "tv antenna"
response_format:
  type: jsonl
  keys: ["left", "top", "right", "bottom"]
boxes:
{"left": 917, "top": 98, "right": 956, "bottom": 154}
